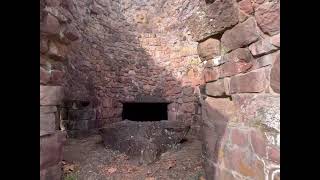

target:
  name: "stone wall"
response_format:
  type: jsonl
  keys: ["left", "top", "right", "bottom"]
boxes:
{"left": 187, "top": 0, "right": 280, "bottom": 179}
{"left": 60, "top": 0, "right": 205, "bottom": 136}
{"left": 40, "top": 0, "right": 79, "bottom": 178}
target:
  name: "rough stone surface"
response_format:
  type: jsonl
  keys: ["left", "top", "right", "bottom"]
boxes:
{"left": 205, "top": 79, "right": 226, "bottom": 97}
{"left": 40, "top": 85, "right": 64, "bottom": 105}
{"left": 222, "top": 48, "right": 254, "bottom": 63}
{"left": 250, "top": 130, "right": 267, "bottom": 157}
{"left": 41, "top": 14, "right": 60, "bottom": 35}
{"left": 187, "top": 0, "right": 239, "bottom": 41}
{"left": 40, "top": 67, "right": 51, "bottom": 84}
{"left": 202, "top": 67, "right": 220, "bottom": 82}
{"left": 239, "top": 0, "right": 254, "bottom": 15}
{"left": 255, "top": 1, "right": 280, "bottom": 35}
{"left": 230, "top": 69, "right": 267, "bottom": 93}
{"left": 220, "top": 61, "right": 252, "bottom": 77}
{"left": 270, "top": 53, "right": 280, "bottom": 93}
{"left": 271, "top": 33, "right": 280, "bottom": 47}
{"left": 198, "top": 38, "right": 220, "bottom": 61}
{"left": 40, "top": 163, "right": 62, "bottom": 180}
{"left": 40, "top": 111, "right": 56, "bottom": 135}
{"left": 249, "top": 38, "right": 277, "bottom": 56}
{"left": 100, "top": 120, "right": 190, "bottom": 164}
{"left": 221, "top": 17, "right": 259, "bottom": 52}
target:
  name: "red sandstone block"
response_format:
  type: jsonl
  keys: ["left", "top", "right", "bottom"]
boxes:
{"left": 40, "top": 162, "right": 62, "bottom": 180}
{"left": 267, "top": 145, "right": 280, "bottom": 163}
{"left": 40, "top": 85, "right": 64, "bottom": 105}
{"left": 40, "top": 38, "right": 49, "bottom": 54}
{"left": 231, "top": 128, "right": 249, "bottom": 148}
{"left": 255, "top": 1, "right": 280, "bottom": 35}
{"left": 270, "top": 52, "right": 280, "bottom": 93}
{"left": 40, "top": 132, "right": 66, "bottom": 170}
{"left": 40, "top": 111, "right": 56, "bottom": 136}
{"left": 220, "top": 61, "right": 252, "bottom": 77}
{"left": 205, "top": 79, "right": 226, "bottom": 97}
{"left": 249, "top": 38, "right": 277, "bottom": 56}
{"left": 202, "top": 67, "right": 220, "bottom": 82}
{"left": 250, "top": 129, "right": 267, "bottom": 158}
{"left": 229, "top": 68, "right": 267, "bottom": 93}
{"left": 40, "top": 67, "right": 51, "bottom": 85}
{"left": 48, "top": 41, "right": 68, "bottom": 61}
{"left": 41, "top": 14, "right": 60, "bottom": 35}
{"left": 239, "top": 0, "right": 254, "bottom": 14}
{"left": 50, "top": 70, "right": 64, "bottom": 85}
{"left": 271, "top": 33, "right": 280, "bottom": 47}
{"left": 197, "top": 38, "right": 220, "bottom": 61}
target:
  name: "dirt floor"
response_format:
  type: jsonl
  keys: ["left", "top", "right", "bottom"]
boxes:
{"left": 62, "top": 134, "right": 205, "bottom": 180}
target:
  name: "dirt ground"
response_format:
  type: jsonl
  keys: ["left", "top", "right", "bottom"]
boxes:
{"left": 62, "top": 134, "right": 205, "bottom": 180}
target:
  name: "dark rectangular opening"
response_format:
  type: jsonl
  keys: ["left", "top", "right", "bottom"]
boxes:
{"left": 122, "top": 102, "right": 169, "bottom": 121}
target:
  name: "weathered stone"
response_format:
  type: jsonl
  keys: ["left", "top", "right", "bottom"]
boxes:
{"left": 214, "top": 166, "right": 237, "bottom": 180}
{"left": 48, "top": 41, "right": 68, "bottom": 61}
{"left": 197, "top": 38, "right": 220, "bottom": 61}
{"left": 239, "top": 10, "right": 249, "bottom": 23}
{"left": 271, "top": 33, "right": 280, "bottom": 47}
{"left": 40, "top": 67, "right": 51, "bottom": 84}
{"left": 187, "top": 0, "right": 239, "bottom": 41}
{"left": 230, "top": 68, "right": 267, "bottom": 93}
{"left": 40, "top": 132, "right": 66, "bottom": 170}
{"left": 224, "top": 147, "right": 265, "bottom": 179}
{"left": 41, "top": 14, "right": 60, "bottom": 35}
{"left": 251, "top": 50, "right": 279, "bottom": 70}
{"left": 50, "top": 70, "right": 64, "bottom": 85}
{"left": 222, "top": 48, "right": 254, "bottom": 63}
{"left": 239, "top": 0, "right": 254, "bottom": 14}
{"left": 40, "top": 85, "right": 64, "bottom": 105}
{"left": 202, "top": 67, "right": 220, "bottom": 82}
{"left": 63, "top": 25, "right": 80, "bottom": 41}
{"left": 102, "top": 98, "right": 113, "bottom": 107}
{"left": 221, "top": 17, "right": 259, "bottom": 52}
{"left": 182, "top": 86, "right": 194, "bottom": 96}
{"left": 40, "top": 111, "right": 56, "bottom": 135}
{"left": 267, "top": 145, "right": 280, "bottom": 163}
{"left": 255, "top": 1, "right": 280, "bottom": 35}
{"left": 45, "top": 0, "right": 61, "bottom": 7}
{"left": 40, "top": 163, "right": 62, "bottom": 180}
{"left": 249, "top": 38, "right": 277, "bottom": 56}
{"left": 40, "top": 38, "right": 49, "bottom": 54}
{"left": 220, "top": 61, "right": 252, "bottom": 77}
{"left": 231, "top": 129, "right": 248, "bottom": 148}
{"left": 181, "top": 102, "right": 195, "bottom": 113}
{"left": 100, "top": 120, "right": 190, "bottom": 164}
{"left": 270, "top": 53, "right": 280, "bottom": 93}
{"left": 40, "top": 106, "right": 57, "bottom": 113}
{"left": 206, "top": 79, "right": 226, "bottom": 97}
{"left": 250, "top": 130, "right": 266, "bottom": 157}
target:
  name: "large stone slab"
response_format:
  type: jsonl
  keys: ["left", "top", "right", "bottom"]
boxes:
{"left": 270, "top": 52, "right": 280, "bottom": 93}
{"left": 221, "top": 17, "right": 259, "bottom": 52}
{"left": 197, "top": 38, "right": 220, "bottom": 61}
{"left": 40, "top": 132, "right": 66, "bottom": 170}
{"left": 40, "top": 111, "right": 56, "bottom": 136}
{"left": 100, "top": 120, "right": 190, "bottom": 164}
{"left": 205, "top": 79, "right": 227, "bottom": 97}
{"left": 40, "top": 85, "right": 64, "bottom": 105}
{"left": 187, "top": 0, "right": 239, "bottom": 41}
{"left": 255, "top": 1, "right": 280, "bottom": 35}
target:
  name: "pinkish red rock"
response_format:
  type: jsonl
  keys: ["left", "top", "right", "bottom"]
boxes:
{"left": 251, "top": 50, "right": 279, "bottom": 70}
{"left": 40, "top": 38, "right": 49, "bottom": 54}
{"left": 103, "top": 98, "right": 113, "bottom": 108}
{"left": 181, "top": 102, "right": 195, "bottom": 113}
{"left": 250, "top": 130, "right": 266, "bottom": 157}
{"left": 197, "top": 38, "right": 220, "bottom": 61}
{"left": 40, "top": 55, "right": 47, "bottom": 65}
{"left": 202, "top": 67, "right": 220, "bottom": 82}
{"left": 220, "top": 61, "right": 252, "bottom": 77}
{"left": 40, "top": 111, "right": 56, "bottom": 136}
{"left": 270, "top": 52, "right": 280, "bottom": 93}
{"left": 48, "top": 41, "right": 68, "bottom": 61}
{"left": 268, "top": 145, "right": 280, "bottom": 163}
{"left": 182, "top": 86, "right": 194, "bottom": 96}
{"left": 63, "top": 25, "right": 80, "bottom": 41}
{"left": 40, "top": 85, "right": 64, "bottom": 105}
{"left": 222, "top": 48, "right": 254, "bottom": 63}
{"left": 239, "top": 10, "right": 249, "bottom": 22}
{"left": 231, "top": 129, "right": 249, "bottom": 148}
{"left": 40, "top": 132, "right": 66, "bottom": 170}
{"left": 229, "top": 68, "right": 267, "bottom": 93}
{"left": 249, "top": 38, "right": 277, "bottom": 56}
{"left": 41, "top": 14, "right": 60, "bottom": 35}
{"left": 239, "top": 0, "right": 254, "bottom": 14}
{"left": 40, "top": 67, "right": 51, "bottom": 85}
{"left": 206, "top": 79, "right": 226, "bottom": 97}
{"left": 271, "top": 33, "right": 280, "bottom": 47}
{"left": 50, "top": 70, "right": 64, "bottom": 85}
{"left": 221, "top": 17, "right": 259, "bottom": 52}
{"left": 45, "top": 0, "right": 61, "bottom": 7}
{"left": 255, "top": 1, "right": 280, "bottom": 35}
{"left": 187, "top": 0, "right": 239, "bottom": 41}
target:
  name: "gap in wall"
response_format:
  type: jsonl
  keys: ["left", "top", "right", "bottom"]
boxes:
{"left": 122, "top": 102, "right": 169, "bottom": 122}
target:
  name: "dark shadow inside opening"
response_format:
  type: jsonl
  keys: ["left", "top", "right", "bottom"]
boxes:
{"left": 122, "top": 102, "right": 169, "bottom": 121}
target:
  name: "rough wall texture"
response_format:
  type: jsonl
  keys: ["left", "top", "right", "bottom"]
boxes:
{"left": 40, "top": 0, "right": 79, "bottom": 178}
{"left": 191, "top": 0, "right": 280, "bottom": 179}
{"left": 60, "top": 0, "right": 204, "bottom": 136}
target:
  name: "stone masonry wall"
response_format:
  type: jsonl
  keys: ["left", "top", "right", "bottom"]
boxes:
{"left": 186, "top": 0, "right": 280, "bottom": 179}
{"left": 40, "top": 0, "right": 80, "bottom": 179}
{"left": 60, "top": 0, "right": 205, "bottom": 136}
